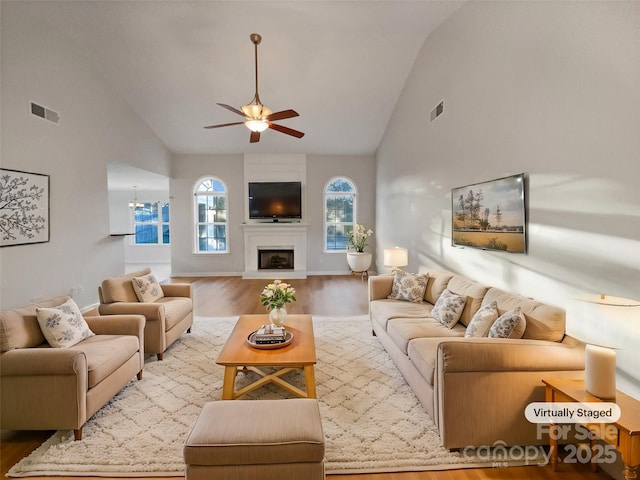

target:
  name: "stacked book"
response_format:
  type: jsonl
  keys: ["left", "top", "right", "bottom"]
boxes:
{"left": 254, "top": 325, "right": 287, "bottom": 344}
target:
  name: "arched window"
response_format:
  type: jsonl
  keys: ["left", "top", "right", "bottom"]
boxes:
{"left": 324, "top": 177, "right": 356, "bottom": 252}
{"left": 194, "top": 177, "right": 228, "bottom": 253}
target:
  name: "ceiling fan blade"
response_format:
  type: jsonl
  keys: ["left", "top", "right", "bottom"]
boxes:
{"left": 217, "top": 103, "right": 246, "bottom": 117}
{"left": 250, "top": 131, "right": 261, "bottom": 143}
{"left": 266, "top": 109, "right": 299, "bottom": 122}
{"left": 203, "top": 121, "right": 244, "bottom": 129}
{"left": 268, "top": 122, "right": 305, "bottom": 139}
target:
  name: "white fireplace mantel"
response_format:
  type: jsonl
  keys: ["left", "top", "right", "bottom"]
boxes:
{"left": 242, "top": 223, "right": 309, "bottom": 279}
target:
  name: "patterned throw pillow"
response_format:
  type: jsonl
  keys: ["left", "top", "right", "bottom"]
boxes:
{"left": 131, "top": 273, "right": 165, "bottom": 303}
{"left": 36, "top": 298, "right": 95, "bottom": 348}
{"left": 387, "top": 271, "right": 429, "bottom": 303}
{"left": 431, "top": 289, "right": 466, "bottom": 328}
{"left": 464, "top": 301, "right": 499, "bottom": 337}
{"left": 488, "top": 307, "right": 527, "bottom": 339}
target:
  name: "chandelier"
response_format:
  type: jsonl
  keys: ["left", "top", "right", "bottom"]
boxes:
{"left": 128, "top": 186, "right": 144, "bottom": 209}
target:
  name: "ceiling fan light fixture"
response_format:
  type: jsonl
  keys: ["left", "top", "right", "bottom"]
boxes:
{"left": 204, "top": 33, "right": 304, "bottom": 142}
{"left": 241, "top": 103, "right": 272, "bottom": 119}
{"left": 245, "top": 119, "right": 269, "bottom": 132}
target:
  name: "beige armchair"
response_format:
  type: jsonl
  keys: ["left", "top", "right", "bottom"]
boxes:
{"left": 0, "top": 295, "right": 145, "bottom": 440}
{"left": 98, "top": 268, "right": 193, "bottom": 361}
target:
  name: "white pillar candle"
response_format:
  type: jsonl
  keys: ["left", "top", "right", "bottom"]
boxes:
{"left": 585, "top": 344, "right": 616, "bottom": 399}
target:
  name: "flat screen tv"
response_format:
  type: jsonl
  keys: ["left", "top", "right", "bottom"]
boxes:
{"left": 248, "top": 181, "right": 302, "bottom": 221}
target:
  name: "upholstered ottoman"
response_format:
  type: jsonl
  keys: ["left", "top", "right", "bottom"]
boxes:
{"left": 183, "top": 399, "right": 325, "bottom": 480}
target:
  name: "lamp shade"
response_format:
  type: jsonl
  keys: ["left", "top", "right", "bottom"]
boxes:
{"left": 383, "top": 247, "right": 408, "bottom": 268}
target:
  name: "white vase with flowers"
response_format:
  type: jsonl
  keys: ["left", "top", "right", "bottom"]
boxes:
{"left": 346, "top": 224, "right": 373, "bottom": 273}
{"left": 259, "top": 280, "right": 297, "bottom": 327}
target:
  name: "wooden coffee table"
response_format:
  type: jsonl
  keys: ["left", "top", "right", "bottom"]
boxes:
{"left": 216, "top": 314, "right": 317, "bottom": 400}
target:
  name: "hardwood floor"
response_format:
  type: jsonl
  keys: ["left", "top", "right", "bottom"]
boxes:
{"left": 170, "top": 274, "right": 372, "bottom": 317}
{"left": 1, "top": 275, "right": 612, "bottom": 480}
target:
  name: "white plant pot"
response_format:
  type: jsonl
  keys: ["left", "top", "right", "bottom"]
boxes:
{"left": 346, "top": 252, "right": 372, "bottom": 273}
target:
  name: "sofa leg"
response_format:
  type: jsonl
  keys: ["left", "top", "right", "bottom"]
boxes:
{"left": 74, "top": 428, "right": 82, "bottom": 441}
{"left": 187, "top": 327, "right": 191, "bottom": 333}
{"left": 157, "top": 353, "right": 163, "bottom": 361}
{"left": 137, "top": 370, "right": 143, "bottom": 380}
{"left": 372, "top": 329, "right": 377, "bottom": 336}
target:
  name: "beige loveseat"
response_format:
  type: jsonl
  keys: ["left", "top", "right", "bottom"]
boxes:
{"left": 0, "top": 295, "right": 145, "bottom": 440}
{"left": 98, "top": 268, "right": 193, "bottom": 361}
{"left": 369, "top": 270, "right": 585, "bottom": 450}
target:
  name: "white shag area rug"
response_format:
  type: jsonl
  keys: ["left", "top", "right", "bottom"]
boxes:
{"left": 8, "top": 315, "right": 541, "bottom": 477}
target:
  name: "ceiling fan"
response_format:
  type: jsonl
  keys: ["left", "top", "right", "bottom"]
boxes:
{"left": 204, "top": 33, "right": 305, "bottom": 143}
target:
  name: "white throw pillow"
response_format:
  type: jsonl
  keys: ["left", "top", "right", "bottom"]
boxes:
{"left": 488, "top": 307, "right": 527, "bottom": 339}
{"left": 131, "top": 273, "right": 165, "bottom": 303}
{"left": 387, "top": 271, "right": 428, "bottom": 303}
{"left": 36, "top": 298, "right": 95, "bottom": 348}
{"left": 464, "top": 301, "right": 499, "bottom": 337}
{"left": 431, "top": 289, "right": 466, "bottom": 328}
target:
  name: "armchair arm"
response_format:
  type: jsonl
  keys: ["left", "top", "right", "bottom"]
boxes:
{"left": 437, "top": 337, "right": 585, "bottom": 373}
{"left": 368, "top": 276, "right": 394, "bottom": 301}
{"left": 1, "top": 348, "right": 87, "bottom": 376}
{"left": 160, "top": 283, "right": 192, "bottom": 298}
{"left": 433, "top": 336, "right": 585, "bottom": 449}
{"left": 1, "top": 349, "right": 89, "bottom": 432}
{"left": 85, "top": 314, "right": 145, "bottom": 337}
{"left": 98, "top": 302, "right": 164, "bottom": 322}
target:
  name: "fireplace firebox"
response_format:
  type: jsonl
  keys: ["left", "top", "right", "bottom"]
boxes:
{"left": 258, "top": 249, "right": 294, "bottom": 270}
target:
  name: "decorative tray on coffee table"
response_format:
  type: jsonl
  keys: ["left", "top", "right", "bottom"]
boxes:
{"left": 247, "top": 330, "right": 294, "bottom": 350}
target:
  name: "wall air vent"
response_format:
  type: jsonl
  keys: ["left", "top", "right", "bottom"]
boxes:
{"left": 31, "top": 102, "right": 60, "bottom": 124}
{"left": 430, "top": 100, "right": 444, "bottom": 123}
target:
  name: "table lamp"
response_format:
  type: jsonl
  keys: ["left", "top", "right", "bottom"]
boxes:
{"left": 383, "top": 247, "right": 408, "bottom": 274}
{"left": 577, "top": 294, "right": 640, "bottom": 399}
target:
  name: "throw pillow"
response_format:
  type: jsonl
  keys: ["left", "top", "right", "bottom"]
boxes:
{"left": 464, "top": 301, "right": 499, "bottom": 337}
{"left": 387, "top": 271, "right": 429, "bottom": 303}
{"left": 36, "top": 298, "right": 95, "bottom": 348}
{"left": 431, "top": 289, "right": 466, "bottom": 328}
{"left": 131, "top": 273, "right": 165, "bottom": 303}
{"left": 488, "top": 307, "right": 527, "bottom": 339}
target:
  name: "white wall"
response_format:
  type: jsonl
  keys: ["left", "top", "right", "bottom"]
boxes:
{"left": 0, "top": 5, "right": 171, "bottom": 309}
{"left": 170, "top": 153, "right": 376, "bottom": 276}
{"left": 376, "top": 1, "right": 640, "bottom": 396}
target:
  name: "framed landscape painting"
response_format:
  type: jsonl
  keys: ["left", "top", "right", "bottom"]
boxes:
{"left": 0, "top": 168, "right": 50, "bottom": 247}
{"left": 451, "top": 173, "right": 527, "bottom": 253}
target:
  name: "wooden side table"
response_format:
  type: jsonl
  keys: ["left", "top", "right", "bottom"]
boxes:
{"left": 543, "top": 378, "right": 640, "bottom": 480}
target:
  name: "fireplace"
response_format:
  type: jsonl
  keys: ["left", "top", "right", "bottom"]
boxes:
{"left": 258, "top": 249, "right": 294, "bottom": 270}
{"left": 242, "top": 223, "right": 308, "bottom": 278}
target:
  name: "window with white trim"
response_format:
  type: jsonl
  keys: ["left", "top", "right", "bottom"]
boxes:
{"left": 324, "top": 177, "right": 356, "bottom": 252}
{"left": 133, "top": 202, "right": 170, "bottom": 244}
{"left": 194, "top": 177, "right": 228, "bottom": 253}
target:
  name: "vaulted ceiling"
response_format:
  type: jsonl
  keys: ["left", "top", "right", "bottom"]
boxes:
{"left": 17, "top": 1, "right": 463, "bottom": 156}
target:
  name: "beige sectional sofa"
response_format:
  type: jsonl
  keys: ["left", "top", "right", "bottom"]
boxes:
{"left": 369, "top": 270, "right": 586, "bottom": 450}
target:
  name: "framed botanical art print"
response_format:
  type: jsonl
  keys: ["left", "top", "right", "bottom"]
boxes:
{"left": 452, "top": 173, "right": 527, "bottom": 253}
{"left": 0, "top": 168, "right": 50, "bottom": 247}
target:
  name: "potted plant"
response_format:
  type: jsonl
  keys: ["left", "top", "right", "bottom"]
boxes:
{"left": 346, "top": 224, "right": 373, "bottom": 274}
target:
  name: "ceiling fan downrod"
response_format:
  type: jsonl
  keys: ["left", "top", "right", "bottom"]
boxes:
{"left": 250, "top": 33, "right": 262, "bottom": 107}
{"left": 242, "top": 33, "right": 270, "bottom": 119}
